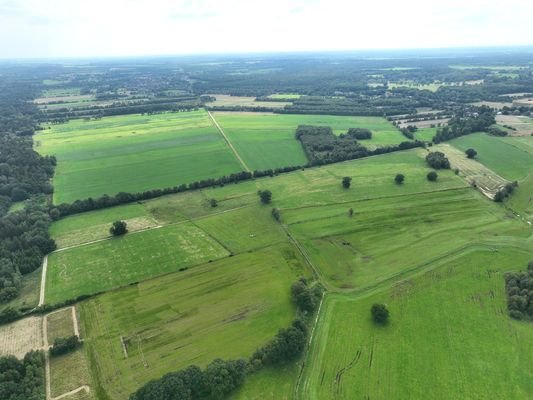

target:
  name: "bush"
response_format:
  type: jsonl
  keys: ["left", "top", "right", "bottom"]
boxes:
{"left": 110, "top": 220, "right": 128, "bottom": 236}
{"left": 395, "top": 174, "right": 405, "bottom": 184}
{"left": 345, "top": 128, "right": 372, "bottom": 140}
{"left": 258, "top": 190, "right": 272, "bottom": 204}
{"left": 427, "top": 171, "right": 438, "bottom": 181}
{"left": 209, "top": 198, "right": 218, "bottom": 208}
{"left": 465, "top": 148, "right": 477, "bottom": 159}
{"left": 342, "top": 176, "right": 352, "bottom": 189}
{"left": 371, "top": 303, "right": 389, "bottom": 324}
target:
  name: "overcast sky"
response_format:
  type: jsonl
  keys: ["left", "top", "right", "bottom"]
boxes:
{"left": 0, "top": 0, "right": 532, "bottom": 59}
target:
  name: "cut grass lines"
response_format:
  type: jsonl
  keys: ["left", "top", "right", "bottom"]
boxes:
{"left": 0, "top": 316, "right": 43, "bottom": 358}
{"left": 35, "top": 110, "right": 243, "bottom": 203}
{"left": 80, "top": 244, "right": 308, "bottom": 400}
{"left": 45, "top": 223, "right": 230, "bottom": 305}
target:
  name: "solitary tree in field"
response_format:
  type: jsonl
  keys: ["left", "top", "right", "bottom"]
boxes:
{"left": 465, "top": 148, "right": 477, "bottom": 159}
{"left": 348, "top": 208, "right": 354, "bottom": 217}
{"left": 395, "top": 174, "right": 405, "bottom": 184}
{"left": 209, "top": 198, "right": 218, "bottom": 208}
{"left": 110, "top": 220, "right": 128, "bottom": 236}
{"left": 371, "top": 303, "right": 389, "bottom": 324}
{"left": 427, "top": 171, "right": 438, "bottom": 182}
{"left": 342, "top": 176, "right": 352, "bottom": 189}
{"left": 258, "top": 190, "right": 272, "bottom": 204}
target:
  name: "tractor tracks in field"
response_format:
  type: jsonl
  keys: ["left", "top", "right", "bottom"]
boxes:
{"left": 207, "top": 109, "right": 251, "bottom": 172}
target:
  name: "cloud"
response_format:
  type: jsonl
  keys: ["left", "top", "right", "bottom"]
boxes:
{"left": 0, "top": 0, "right": 531, "bottom": 58}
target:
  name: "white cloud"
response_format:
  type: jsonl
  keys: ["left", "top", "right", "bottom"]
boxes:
{"left": 0, "top": 0, "right": 531, "bottom": 58}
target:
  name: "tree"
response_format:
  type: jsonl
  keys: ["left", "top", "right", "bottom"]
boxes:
{"left": 348, "top": 207, "right": 354, "bottom": 217}
{"left": 465, "top": 148, "right": 477, "bottom": 159}
{"left": 209, "top": 198, "right": 218, "bottom": 208}
{"left": 342, "top": 176, "right": 352, "bottom": 189}
{"left": 110, "top": 220, "right": 128, "bottom": 236}
{"left": 258, "top": 190, "right": 272, "bottom": 204}
{"left": 425, "top": 151, "right": 450, "bottom": 169}
{"left": 395, "top": 174, "right": 405, "bottom": 184}
{"left": 271, "top": 208, "right": 280, "bottom": 221}
{"left": 371, "top": 303, "right": 389, "bottom": 324}
{"left": 427, "top": 171, "right": 438, "bottom": 181}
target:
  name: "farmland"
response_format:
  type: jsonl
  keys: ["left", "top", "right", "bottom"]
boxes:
{"left": 35, "top": 110, "right": 243, "bottom": 203}
{"left": 79, "top": 244, "right": 308, "bottom": 400}
{"left": 213, "top": 112, "right": 406, "bottom": 170}
{"left": 298, "top": 246, "right": 533, "bottom": 399}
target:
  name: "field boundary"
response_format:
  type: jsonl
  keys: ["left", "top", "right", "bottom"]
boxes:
{"left": 207, "top": 109, "right": 251, "bottom": 172}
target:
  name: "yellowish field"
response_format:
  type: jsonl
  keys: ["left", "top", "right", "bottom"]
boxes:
{"left": 207, "top": 94, "right": 291, "bottom": 108}
{"left": 0, "top": 316, "right": 43, "bottom": 358}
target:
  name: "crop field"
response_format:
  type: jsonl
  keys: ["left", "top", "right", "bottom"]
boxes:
{"left": 285, "top": 188, "right": 528, "bottom": 290}
{"left": 450, "top": 133, "right": 533, "bottom": 181}
{"left": 50, "top": 349, "right": 93, "bottom": 398}
{"left": 267, "top": 93, "right": 301, "bottom": 99}
{"left": 0, "top": 316, "right": 43, "bottom": 358}
{"left": 35, "top": 110, "right": 243, "bottom": 203}
{"left": 79, "top": 244, "right": 308, "bottom": 400}
{"left": 496, "top": 115, "right": 533, "bottom": 136}
{"left": 47, "top": 308, "right": 74, "bottom": 343}
{"left": 45, "top": 223, "right": 230, "bottom": 304}
{"left": 213, "top": 112, "right": 406, "bottom": 170}
{"left": 298, "top": 247, "right": 533, "bottom": 399}
{"left": 432, "top": 143, "right": 508, "bottom": 198}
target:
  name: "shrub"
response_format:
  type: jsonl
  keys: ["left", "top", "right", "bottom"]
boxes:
{"left": 49, "top": 335, "right": 81, "bottom": 357}
{"left": 465, "top": 148, "right": 477, "bottom": 159}
{"left": 258, "top": 190, "right": 272, "bottom": 204}
{"left": 342, "top": 176, "right": 352, "bottom": 189}
{"left": 110, "top": 220, "right": 128, "bottom": 236}
{"left": 371, "top": 303, "right": 389, "bottom": 324}
{"left": 395, "top": 174, "right": 405, "bottom": 184}
{"left": 425, "top": 151, "right": 450, "bottom": 169}
{"left": 427, "top": 171, "right": 438, "bottom": 181}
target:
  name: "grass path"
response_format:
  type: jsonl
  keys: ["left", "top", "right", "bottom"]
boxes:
{"left": 207, "top": 109, "right": 251, "bottom": 171}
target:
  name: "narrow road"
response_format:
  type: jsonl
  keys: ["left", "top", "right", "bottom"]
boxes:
{"left": 206, "top": 109, "right": 251, "bottom": 172}
{"left": 39, "top": 255, "right": 48, "bottom": 307}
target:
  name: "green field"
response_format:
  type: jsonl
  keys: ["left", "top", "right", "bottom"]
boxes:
{"left": 35, "top": 110, "right": 243, "bottom": 203}
{"left": 45, "top": 223, "right": 230, "bottom": 304}
{"left": 80, "top": 244, "right": 308, "bottom": 400}
{"left": 298, "top": 246, "right": 533, "bottom": 399}
{"left": 450, "top": 133, "right": 533, "bottom": 181}
{"left": 213, "top": 112, "right": 404, "bottom": 170}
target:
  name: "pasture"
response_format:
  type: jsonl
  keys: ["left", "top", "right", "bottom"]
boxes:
{"left": 45, "top": 223, "right": 230, "bottom": 304}
{"left": 35, "top": 110, "right": 243, "bottom": 203}
{"left": 212, "top": 112, "right": 406, "bottom": 170}
{"left": 298, "top": 247, "right": 533, "bottom": 399}
{"left": 450, "top": 133, "right": 533, "bottom": 181}
{"left": 285, "top": 188, "right": 527, "bottom": 290}
{"left": 79, "top": 244, "right": 308, "bottom": 400}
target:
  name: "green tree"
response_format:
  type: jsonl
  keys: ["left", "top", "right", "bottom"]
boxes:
{"left": 258, "top": 190, "right": 272, "bottom": 204}
{"left": 110, "top": 220, "right": 128, "bottom": 236}
{"left": 395, "top": 174, "right": 405, "bottom": 184}
{"left": 209, "top": 198, "right": 218, "bottom": 208}
{"left": 465, "top": 148, "right": 477, "bottom": 159}
{"left": 427, "top": 171, "right": 438, "bottom": 181}
{"left": 371, "top": 303, "right": 389, "bottom": 324}
{"left": 342, "top": 176, "right": 352, "bottom": 189}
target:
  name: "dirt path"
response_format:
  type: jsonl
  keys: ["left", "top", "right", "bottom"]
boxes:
{"left": 39, "top": 255, "right": 48, "bottom": 307}
{"left": 71, "top": 306, "right": 80, "bottom": 337}
{"left": 52, "top": 385, "right": 90, "bottom": 400}
{"left": 207, "top": 109, "right": 251, "bottom": 172}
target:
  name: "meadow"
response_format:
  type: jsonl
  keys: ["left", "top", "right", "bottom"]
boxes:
{"left": 298, "top": 246, "right": 533, "bottom": 399}
{"left": 45, "top": 223, "right": 230, "bottom": 304}
{"left": 35, "top": 110, "right": 243, "bottom": 203}
{"left": 212, "top": 112, "right": 404, "bottom": 170}
{"left": 450, "top": 133, "right": 533, "bottom": 181}
{"left": 79, "top": 244, "right": 308, "bottom": 400}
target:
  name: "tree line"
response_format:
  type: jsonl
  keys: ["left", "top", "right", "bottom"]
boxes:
{"left": 130, "top": 280, "right": 322, "bottom": 400}
{"left": 432, "top": 106, "right": 495, "bottom": 143}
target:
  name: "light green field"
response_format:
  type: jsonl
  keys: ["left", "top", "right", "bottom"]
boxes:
{"left": 413, "top": 127, "right": 437, "bottom": 141}
{"left": 450, "top": 133, "right": 533, "bottom": 181}
{"left": 47, "top": 308, "right": 74, "bottom": 343}
{"left": 45, "top": 223, "right": 230, "bottom": 304}
{"left": 388, "top": 81, "right": 442, "bottom": 92}
{"left": 35, "top": 110, "right": 243, "bottom": 203}
{"left": 268, "top": 93, "right": 301, "bottom": 99}
{"left": 208, "top": 94, "right": 291, "bottom": 108}
{"left": 213, "top": 112, "right": 407, "bottom": 171}
{"left": 80, "top": 244, "right": 307, "bottom": 400}
{"left": 299, "top": 246, "right": 533, "bottom": 399}
{"left": 286, "top": 188, "right": 528, "bottom": 290}
{"left": 50, "top": 349, "right": 93, "bottom": 399}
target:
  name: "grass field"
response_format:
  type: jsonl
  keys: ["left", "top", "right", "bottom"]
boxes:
{"left": 35, "top": 110, "right": 243, "bottom": 203}
{"left": 450, "top": 133, "right": 533, "bottom": 181}
{"left": 285, "top": 188, "right": 527, "bottom": 290}
{"left": 45, "top": 223, "right": 230, "bottom": 304}
{"left": 50, "top": 349, "right": 93, "bottom": 398}
{"left": 213, "top": 112, "right": 407, "bottom": 170}
{"left": 0, "top": 267, "right": 41, "bottom": 313}
{"left": 80, "top": 244, "right": 308, "bottom": 400}
{"left": 47, "top": 308, "right": 74, "bottom": 343}
{"left": 298, "top": 246, "right": 533, "bottom": 399}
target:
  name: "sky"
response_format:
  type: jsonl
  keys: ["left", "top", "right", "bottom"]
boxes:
{"left": 0, "top": 0, "right": 532, "bottom": 59}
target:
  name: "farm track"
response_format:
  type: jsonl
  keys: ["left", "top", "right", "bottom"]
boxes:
{"left": 207, "top": 109, "right": 251, "bottom": 172}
